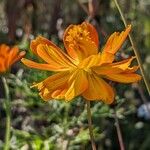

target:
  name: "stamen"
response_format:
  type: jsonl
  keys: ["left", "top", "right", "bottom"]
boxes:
{"left": 65, "top": 25, "right": 91, "bottom": 45}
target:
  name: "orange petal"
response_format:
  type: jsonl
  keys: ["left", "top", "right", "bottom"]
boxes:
{"left": 82, "top": 74, "right": 114, "bottom": 104}
{"left": 93, "top": 56, "right": 141, "bottom": 83}
{"left": 9, "top": 47, "right": 26, "bottom": 67}
{"left": 84, "top": 22, "right": 99, "bottom": 46}
{"left": 100, "top": 51, "right": 115, "bottom": 64}
{"left": 0, "top": 45, "right": 8, "bottom": 72}
{"left": 22, "top": 42, "right": 76, "bottom": 71}
{"left": 0, "top": 44, "right": 25, "bottom": 72}
{"left": 0, "top": 44, "right": 9, "bottom": 57}
{"left": 93, "top": 57, "right": 137, "bottom": 75}
{"left": 103, "top": 25, "right": 131, "bottom": 54}
{"left": 79, "top": 54, "right": 101, "bottom": 69}
{"left": 0, "top": 57, "right": 6, "bottom": 72}
{"left": 13, "top": 51, "right": 26, "bottom": 63}
{"left": 36, "top": 44, "right": 76, "bottom": 68}
{"left": 0, "top": 45, "right": 9, "bottom": 66}
{"left": 51, "top": 70, "right": 88, "bottom": 101}
{"left": 6, "top": 46, "right": 19, "bottom": 68}
{"left": 32, "top": 72, "right": 71, "bottom": 101}
{"left": 63, "top": 22, "right": 98, "bottom": 61}
{"left": 63, "top": 70, "right": 88, "bottom": 101}
{"left": 30, "top": 36, "right": 76, "bottom": 63}
{"left": 30, "top": 36, "right": 59, "bottom": 55}
{"left": 104, "top": 73, "right": 141, "bottom": 83}
{"left": 21, "top": 58, "right": 71, "bottom": 71}
{"left": 32, "top": 70, "right": 88, "bottom": 101}
{"left": 110, "top": 56, "right": 139, "bottom": 73}
{"left": 124, "top": 66, "right": 139, "bottom": 73}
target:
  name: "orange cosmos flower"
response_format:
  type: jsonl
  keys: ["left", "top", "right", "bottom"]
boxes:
{"left": 21, "top": 22, "right": 141, "bottom": 104}
{"left": 0, "top": 44, "right": 25, "bottom": 73}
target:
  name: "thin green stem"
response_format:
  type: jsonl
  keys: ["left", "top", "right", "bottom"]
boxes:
{"left": 2, "top": 77, "right": 11, "bottom": 150}
{"left": 113, "top": 0, "right": 150, "bottom": 95}
{"left": 86, "top": 100, "right": 97, "bottom": 150}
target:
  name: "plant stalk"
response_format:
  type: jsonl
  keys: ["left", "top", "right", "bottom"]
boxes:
{"left": 86, "top": 100, "right": 97, "bottom": 150}
{"left": 2, "top": 77, "right": 11, "bottom": 150}
{"left": 113, "top": 0, "right": 150, "bottom": 95}
{"left": 114, "top": 113, "right": 125, "bottom": 150}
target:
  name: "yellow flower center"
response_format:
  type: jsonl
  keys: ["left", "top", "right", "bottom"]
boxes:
{"left": 65, "top": 25, "right": 91, "bottom": 46}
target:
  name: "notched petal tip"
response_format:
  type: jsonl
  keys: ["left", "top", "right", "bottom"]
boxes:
{"left": 103, "top": 24, "right": 132, "bottom": 55}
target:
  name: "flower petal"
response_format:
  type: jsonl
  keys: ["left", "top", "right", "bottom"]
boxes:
{"left": 104, "top": 73, "right": 141, "bottom": 83}
{"left": 100, "top": 51, "right": 115, "bottom": 64}
{"left": 51, "top": 70, "right": 88, "bottom": 101}
{"left": 0, "top": 44, "right": 9, "bottom": 56}
{"left": 63, "top": 22, "right": 98, "bottom": 61}
{"left": 82, "top": 74, "right": 114, "bottom": 104}
{"left": 31, "top": 36, "right": 76, "bottom": 62}
{"left": 93, "top": 56, "right": 141, "bottom": 83}
{"left": 32, "top": 70, "right": 88, "bottom": 101}
{"left": 79, "top": 54, "right": 101, "bottom": 69}
{"left": 7, "top": 46, "right": 19, "bottom": 67}
{"left": 103, "top": 25, "right": 131, "bottom": 54}
{"left": 84, "top": 22, "right": 99, "bottom": 46}
{"left": 0, "top": 57, "right": 6, "bottom": 72}
{"left": 0, "top": 45, "right": 25, "bottom": 72}
{"left": 30, "top": 36, "right": 59, "bottom": 55}
{"left": 0, "top": 45, "right": 9, "bottom": 71}
{"left": 93, "top": 57, "right": 137, "bottom": 75}
{"left": 21, "top": 58, "right": 70, "bottom": 71}
{"left": 32, "top": 72, "right": 71, "bottom": 101}
{"left": 22, "top": 43, "right": 76, "bottom": 71}
{"left": 64, "top": 70, "right": 88, "bottom": 101}
{"left": 9, "top": 47, "right": 26, "bottom": 66}
{"left": 36, "top": 44, "right": 76, "bottom": 69}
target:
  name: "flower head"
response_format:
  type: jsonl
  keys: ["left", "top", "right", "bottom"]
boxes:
{"left": 21, "top": 22, "right": 141, "bottom": 104}
{"left": 0, "top": 44, "right": 25, "bottom": 73}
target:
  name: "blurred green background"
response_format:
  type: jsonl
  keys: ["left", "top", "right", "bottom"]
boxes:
{"left": 0, "top": 0, "right": 150, "bottom": 149}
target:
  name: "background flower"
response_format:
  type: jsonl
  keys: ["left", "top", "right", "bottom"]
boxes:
{"left": 0, "top": 44, "right": 25, "bottom": 73}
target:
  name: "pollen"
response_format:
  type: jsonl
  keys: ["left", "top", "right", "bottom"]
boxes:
{"left": 65, "top": 25, "right": 91, "bottom": 46}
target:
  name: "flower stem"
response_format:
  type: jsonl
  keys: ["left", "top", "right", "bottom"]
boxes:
{"left": 113, "top": 0, "right": 150, "bottom": 95}
{"left": 114, "top": 113, "right": 125, "bottom": 150}
{"left": 86, "top": 100, "right": 97, "bottom": 150}
{"left": 2, "top": 77, "right": 11, "bottom": 150}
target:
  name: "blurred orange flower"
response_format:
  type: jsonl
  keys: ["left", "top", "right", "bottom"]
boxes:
{"left": 21, "top": 22, "right": 141, "bottom": 104}
{"left": 0, "top": 44, "right": 25, "bottom": 73}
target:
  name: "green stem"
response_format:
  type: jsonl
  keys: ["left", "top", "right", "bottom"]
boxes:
{"left": 2, "top": 77, "right": 11, "bottom": 150}
{"left": 86, "top": 100, "right": 97, "bottom": 150}
{"left": 113, "top": 0, "right": 150, "bottom": 95}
